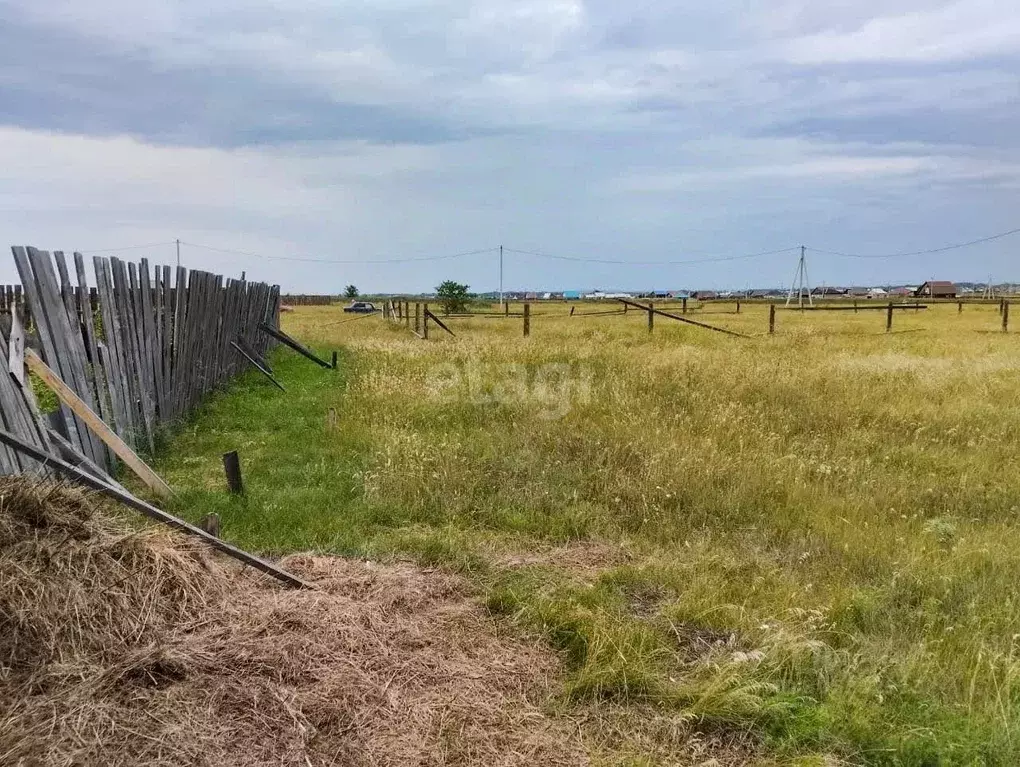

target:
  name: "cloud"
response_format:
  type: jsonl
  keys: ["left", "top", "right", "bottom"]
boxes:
{"left": 780, "top": 0, "right": 1020, "bottom": 64}
{"left": 0, "top": 0, "right": 1017, "bottom": 291}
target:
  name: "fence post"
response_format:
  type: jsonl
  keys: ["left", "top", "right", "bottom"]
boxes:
{"left": 958, "top": 300, "right": 962, "bottom": 314}
{"left": 1003, "top": 301, "right": 1010, "bottom": 333}
{"left": 736, "top": 300, "right": 741, "bottom": 314}
{"left": 505, "top": 301, "right": 509, "bottom": 317}
{"left": 414, "top": 302, "right": 421, "bottom": 334}
{"left": 405, "top": 301, "right": 411, "bottom": 329}
{"left": 623, "top": 302, "right": 628, "bottom": 313}
{"left": 523, "top": 303, "right": 530, "bottom": 337}
{"left": 768, "top": 303, "right": 775, "bottom": 335}
{"left": 422, "top": 302, "right": 429, "bottom": 339}
{"left": 222, "top": 450, "right": 244, "bottom": 495}
{"left": 682, "top": 297, "right": 687, "bottom": 314}
{"left": 647, "top": 301, "right": 654, "bottom": 333}
{"left": 915, "top": 300, "right": 920, "bottom": 312}
{"left": 886, "top": 302, "right": 893, "bottom": 332}
{"left": 999, "top": 299, "right": 1005, "bottom": 316}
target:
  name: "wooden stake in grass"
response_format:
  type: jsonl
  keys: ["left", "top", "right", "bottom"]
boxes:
{"left": 647, "top": 301, "right": 654, "bottom": 333}
{"left": 405, "top": 301, "right": 411, "bottom": 329}
{"left": 1003, "top": 300, "right": 1010, "bottom": 333}
{"left": 523, "top": 303, "right": 531, "bottom": 337}
{"left": 769, "top": 303, "right": 776, "bottom": 335}
{"left": 414, "top": 303, "right": 421, "bottom": 334}
{"left": 736, "top": 300, "right": 741, "bottom": 314}
{"left": 958, "top": 301, "right": 963, "bottom": 314}
{"left": 886, "top": 302, "right": 894, "bottom": 332}
{"left": 199, "top": 513, "right": 220, "bottom": 538}
{"left": 423, "top": 303, "right": 430, "bottom": 340}
{"left": 682, "top": 297, "right": 687, "bottom": 314}
{"left": 222, "top": 450, "right": 244, "bottom": 494}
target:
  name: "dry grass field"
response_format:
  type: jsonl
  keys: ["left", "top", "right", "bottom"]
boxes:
{"left": 156, "top": 299, "right": 1020, "bottom": 765}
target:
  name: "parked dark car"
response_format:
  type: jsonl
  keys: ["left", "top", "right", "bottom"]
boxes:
{"left": 343, "top": 301, "right": 378, "bottom": 313}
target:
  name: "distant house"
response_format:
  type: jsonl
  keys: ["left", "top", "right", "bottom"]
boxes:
{"left": 668, "top": 290, "right": 690, "bottom": 299}
{"left": 889, "top": 287, "right": 913, "bottom": 297}
{"left": 868, "top": 287, "right": 888, "bottom": 298}
{"left": 846, "top": 286, "right": 870, "bottom": 297}
{"left": 692, "top": 290, "right": 718, "bottom": 300}
{"left": 563, "top": 290, "right": 581, "bottom": 300}
{"left": 524, "top": 291, "right": 538, "bottom": 300}
{"left": 549, "top": 292, "right": 565, "bottom": 300}
{"left": 811, "top": 286, "right": 845, "bottom": 298}
{"left": 747, "top": 289, "right": 773, "bottom": 299}
{"left": 915, "top": 281, "right": 957, "bottom": 298}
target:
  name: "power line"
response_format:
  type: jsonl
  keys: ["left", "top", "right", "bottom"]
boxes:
{"left": 502, "top": 246, "right": 801, "bottom": 266}
{"left": 77, "top": 241, "right": 177, "bottom": 254}
{"left": 808, "top": 226, "right": 1020, "bottom": 259}
{"left": 179, "top": 242, "right": 499, "bottom": 264}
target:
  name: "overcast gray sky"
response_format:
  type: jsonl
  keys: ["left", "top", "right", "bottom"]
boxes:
{"left": 1, "top": 0, "right": 1017, "bottom": 291}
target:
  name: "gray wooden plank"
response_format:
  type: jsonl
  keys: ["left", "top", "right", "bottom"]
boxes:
{"left": 0, "top": 314, "right": 52, "bottom": 474}
{"left": 127, "top": 262, "right": 156, "bottom": 443}
{"left": 161, "top": 265, "right": 173, "bottom": 419}
{"left": 24, "top": 248, "right": 99, "bottom": 463}
{"left": 111, "top": 257, "right": 150, "bottom": 449}
{"left": 171, "top": 266, "right": 189, "bottom": 419}
{"left": 73, "top": 252, "right": 115, "bottom": 469}
{"left": 12, "top": 246, "right": 77, "bottom": 445}
{"left": 53, "top": 250, "right": 106, "bottom": 465}
{"left": 93, "top": 258, "right": 133, "bottom": 442}
{"left": 138, "top": 259, "right": 165, "bottom": 423}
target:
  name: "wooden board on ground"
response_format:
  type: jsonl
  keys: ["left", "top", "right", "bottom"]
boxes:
{"left": 0, "top": 427, "right": 311, "bottom": 590}
{"left": 257, "top": 322, "right": 332, "bottom": 368}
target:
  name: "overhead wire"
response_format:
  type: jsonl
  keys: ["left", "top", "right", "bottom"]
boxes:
{"left": 77, "top": 242, "right": 177, "bottom": 254}
{"left": 807, "top": 227, "right": 1020, "bottom": 259}
{"left": 502, "top": 245, "right": 801, "bottom": 266}
{"left": 69, "top": 224, "right": 1019, "bottom": 269}
{"left": 179, "top": 242, "right": 499, "bottom": 264}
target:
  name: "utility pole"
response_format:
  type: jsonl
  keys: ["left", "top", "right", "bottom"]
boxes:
{"left": 176, "top": 239, "right": 181, "bottom": 269}
{"left": 499, "top": 245, "right": 504, "bottom": 310}
{"left": 785, "top": 245, "right": 813, "bottom": 309}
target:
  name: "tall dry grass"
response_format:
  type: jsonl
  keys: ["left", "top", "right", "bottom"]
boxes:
{"left": 157, "top": 299, "right": 1020, "bottom": 765}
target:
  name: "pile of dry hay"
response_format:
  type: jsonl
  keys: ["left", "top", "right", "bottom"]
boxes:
{"left": 0, "top": 477, "right": 585, "bottom": 766}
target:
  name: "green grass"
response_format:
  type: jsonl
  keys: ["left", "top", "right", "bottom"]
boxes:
{"left": 154, "top": 300, "right": 1020, "bottom": 765}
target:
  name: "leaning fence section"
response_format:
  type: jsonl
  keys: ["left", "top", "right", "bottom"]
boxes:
{"left": 2, "top": 246, "right": 281, "bottom": 477}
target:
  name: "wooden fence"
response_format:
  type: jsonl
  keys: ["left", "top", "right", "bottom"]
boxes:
{"left": 0, "top": 284, "right": 27, "bottom": 318}
{"left": 0, "top": 246, "right": 280, "bottom": 477}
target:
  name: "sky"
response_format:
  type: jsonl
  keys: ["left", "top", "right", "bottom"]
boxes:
{"left": 0, "top": 0, "right": 1018, "bottom": 292}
